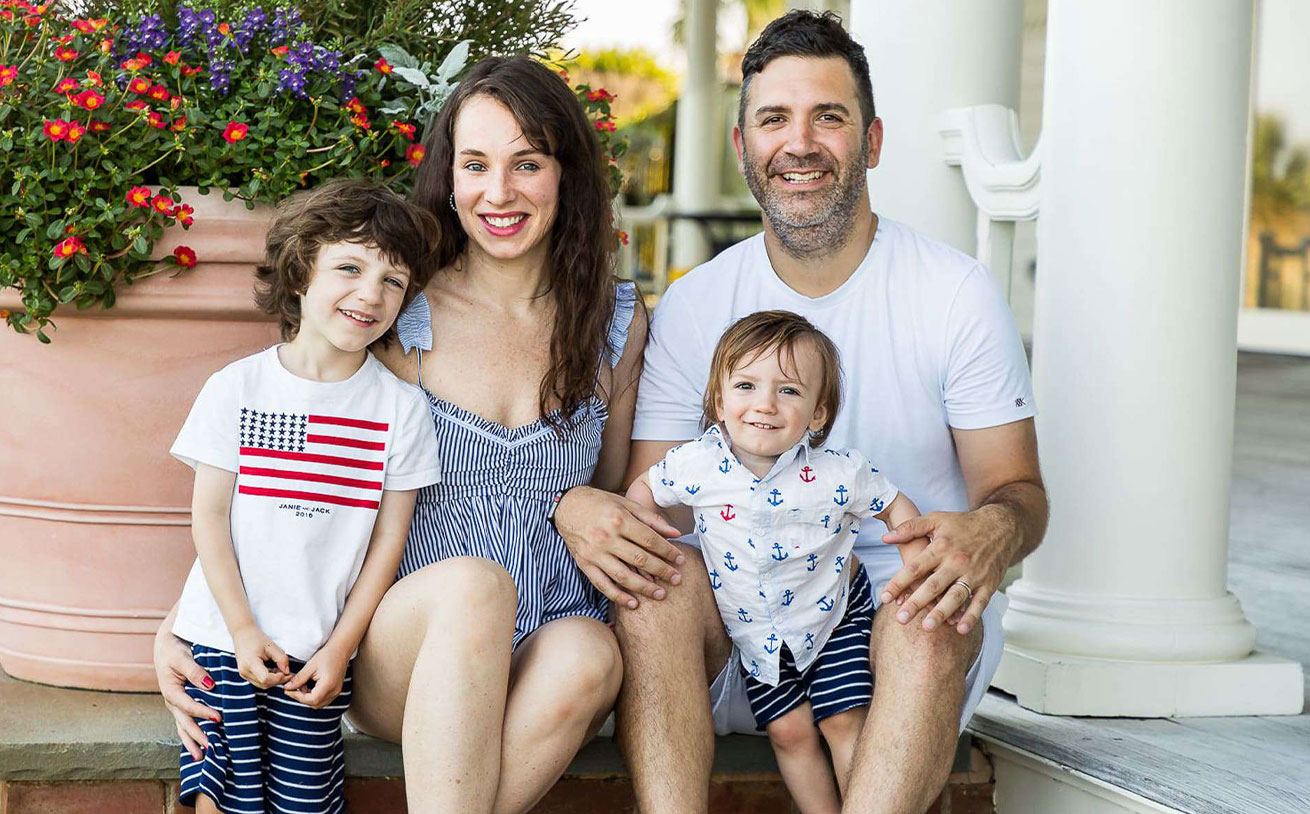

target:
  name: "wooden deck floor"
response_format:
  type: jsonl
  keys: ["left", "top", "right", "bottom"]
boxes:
{"left": 973, "top": 351, "right": 1310, "bottom": 814}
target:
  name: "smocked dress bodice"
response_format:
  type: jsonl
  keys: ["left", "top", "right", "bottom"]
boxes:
{"left": 394, "top": 283, "right": 637, "bottom": 646}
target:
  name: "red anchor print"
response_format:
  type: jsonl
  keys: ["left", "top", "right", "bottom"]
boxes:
{"left": 720, "top": 504, "right": 736, "bottom": 521}
{"left": 799, "top": 466, "right": 816, "bottom": 483}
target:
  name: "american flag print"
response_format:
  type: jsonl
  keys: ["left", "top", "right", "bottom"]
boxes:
{"left": 237, "top": 408, "right": 388, "bottom": 510}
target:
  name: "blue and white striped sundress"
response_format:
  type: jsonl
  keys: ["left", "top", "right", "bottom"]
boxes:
{"left": 394, "top": 282, "right": 637, "bottom": 648}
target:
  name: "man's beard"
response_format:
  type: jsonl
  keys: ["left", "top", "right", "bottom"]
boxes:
{"left": 742, "top": 140, "right": 869, "bottom": 258}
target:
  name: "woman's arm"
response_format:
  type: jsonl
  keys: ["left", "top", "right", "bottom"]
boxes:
{"left": 154, "top": 601, "right": 219, "bottom": 761}
{"left": 590, "top": 296, "right": 649, "bottom": 494}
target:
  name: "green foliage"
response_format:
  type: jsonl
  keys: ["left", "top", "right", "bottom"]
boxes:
{"left": 70, "top": 0, "right": 579, "bottom": 66}
{"left": 1251, "top": 113, "right": 1310, "bottom": 224}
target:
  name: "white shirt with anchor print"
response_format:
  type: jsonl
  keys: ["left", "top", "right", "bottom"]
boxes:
{"left": 648, "top": 425, "right": 900, "bottom": 686}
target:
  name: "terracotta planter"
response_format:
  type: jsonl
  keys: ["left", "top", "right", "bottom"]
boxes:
{"left": 0, "top": 188, "right": 278, "bottom": 691}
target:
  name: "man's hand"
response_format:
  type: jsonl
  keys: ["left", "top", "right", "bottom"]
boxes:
{"left": 555, "top": 485, "right": 685, "bottom": 609}
{"left": 880, "top": 504, "right": 1017, "bottom": 635}
{"left": 154, "top": 627, "right": 220, "bottom": 762}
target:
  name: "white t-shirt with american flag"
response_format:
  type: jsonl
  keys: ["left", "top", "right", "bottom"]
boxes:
{"left": 170, "top": 345, "right": 441, "bottom": 661}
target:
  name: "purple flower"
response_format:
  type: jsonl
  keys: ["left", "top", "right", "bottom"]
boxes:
{"left": 277, "top": 66, "right": 307, "bottom": 98}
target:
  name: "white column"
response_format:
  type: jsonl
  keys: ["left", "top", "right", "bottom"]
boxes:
{"left": 851, "top": 0, "right": 1023, "bottom": 255}
{"left": 997, "top": 0, "right": 1303, "bottom": 716}
{"left": 670, "top": 0, "right": 719, "bottom": 273}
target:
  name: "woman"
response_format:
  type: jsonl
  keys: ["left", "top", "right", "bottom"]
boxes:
{"left": 155, "top": 56, "right": 679, "bottom": 812}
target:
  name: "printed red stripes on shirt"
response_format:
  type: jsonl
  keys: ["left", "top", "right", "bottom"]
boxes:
{"left": 238, "top": 409, "right": 388, "bottom": 510}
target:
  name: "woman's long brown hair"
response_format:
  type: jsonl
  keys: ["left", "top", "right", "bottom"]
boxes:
{"left": 410, "top": 56, "right": 622, "bottom": 429}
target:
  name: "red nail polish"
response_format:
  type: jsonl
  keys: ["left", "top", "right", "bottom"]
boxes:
{"left": 202, "top": 676, "right": 215, "bottom": 689}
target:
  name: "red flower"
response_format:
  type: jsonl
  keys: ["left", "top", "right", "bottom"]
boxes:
{"left": 134, "top": 51, "right": 153, "bottom": 66}
{"left": 344, "top": 96, "right": 366, "bottom": 114}
{"left": 406, "top": 143, "right": 426, "bottom": 167}
{"left": 586, "top": 88, "right": 614, "bottom": 103}
{"left": 147, "top": 111, "right": 166, "bottom": 129}
{"left": 172, "top": 203, "right": 194, "bottom": 226}
{"left": 121, "top": 56, "right": 146, "bottom": 71}
{"left": 126, "top": 76, "right": 150, "bottom": 94}
{"left": 375, "top": 57, "right": 392, "bottom": 74}
{"left": 85, "top": 69, "right": 103, "bottom": 86}
{"left": 594, "top": 119, "right": 616, "bottom": 133}
{"left": 88, "top": 120, "right": 111, "bottom": 133}
{"left": 180, "top": 65, "right": 203, "bottom": 77}
{"left": 558, "top": 68, "right": 570, "bottom": 84}
{"left": 124, "top": 99, "right": 148, "bottom": 112}
{"left": 163, "top": 51, "right": 180, "bottom": 65}
{"left": 270, "top": 45, "right": 288, "bottom": 57}
{"left": 151, "top": 194, "right": 173, "bottom": 214}
{"left": 64, "top": 121, "right": 86, "bottom": 143}
{"left": 54, "top": 46, "right": 78, "bottom": 61}
{"left": 391, "top": 121, "right": 416, "bottom": 141}
{"left": 350, "top": 112, "right": 370, "bottom": 129}
{"left": 170, "top": 95, "right": 184, "bottom": 109}
{"left": 54, "top": 77, "right": 78, "bottom": 94}
{"left": 98, "top": 38, "right": 113, "bottom": 55}
{"left": 217, "top": 23, "right": 230, "bottom": 36}
{"left": 71, "top": 18, "right": 107, "bottom": 33}
{"left": 0, "top": 65, "right": 16, "bottom": 88}
{"left": 222, "top": 121, "right": 249, "bottom": 143}
{"left": 53, "top": 236, "right": 85, "bottom": 259}
{"left": 147, "top": 84, "right": 169, "bottom": 102}
{"left": 379, "top": 158, "right": 391, "bottom": 168}
{"left": 42, "top": 118, "right": 69, "bottom": 141}
{"left": 125, "top": 186, "right": 151, "bottom": 207}
{"left": 617, "top": 230, "right": 630, "bottom": 246}
{"left": 170, "top": 115, "right": 187, "bottom": 131}
{"left": 72, "top": 89, "right": 104, "bottom": 110}
{"left": 173, "top": 245, "right": 197, "bottom": 268}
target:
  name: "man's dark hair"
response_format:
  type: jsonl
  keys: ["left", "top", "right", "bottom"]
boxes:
{"left": 738, "top": 10, "right": 875, "bottom": 132}
{"left": 255, "top": 178, "right": 441, "bottom": 344}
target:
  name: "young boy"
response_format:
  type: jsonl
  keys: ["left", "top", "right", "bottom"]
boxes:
{"left": 627, "top": 311, "right": 926, "bottom": 814}
{"left": 169, "top": 178, "right": 442, "bottom": 814}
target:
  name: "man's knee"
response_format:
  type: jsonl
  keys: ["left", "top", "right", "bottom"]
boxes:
{"left": 871, "top": 601, "right": 982, "bottom": 685}
{"left": 615, "top": 543, "right": 711, "bottom": 637}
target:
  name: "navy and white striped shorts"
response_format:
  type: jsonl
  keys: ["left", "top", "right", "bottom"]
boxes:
{"left": 179, "top": 644, "right": 351, "bottom": 814}
{"left": 742, "top": 565, "right": 875, "bottom": 728}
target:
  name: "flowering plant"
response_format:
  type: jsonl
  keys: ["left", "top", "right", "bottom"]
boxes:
{"left": 0, "top": 3, "right": 442, "bottom": 341}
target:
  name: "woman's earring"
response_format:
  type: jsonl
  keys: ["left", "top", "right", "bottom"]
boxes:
{"left": 449, "top": 193, "right": 456, "bottom": 212}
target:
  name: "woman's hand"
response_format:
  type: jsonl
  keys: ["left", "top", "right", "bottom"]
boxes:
{"left": 154, "top": 625, "right": 220, "bottom": 762}
{"left": 554, "top": 485, "right": 686, "bottom": 609}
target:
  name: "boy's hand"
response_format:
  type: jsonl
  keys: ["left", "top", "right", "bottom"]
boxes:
{"left": 231, "top": 625, "right": 291, "bottom": 689}
{"left": 284, "top": 646, "right": 348, "bottom": 709}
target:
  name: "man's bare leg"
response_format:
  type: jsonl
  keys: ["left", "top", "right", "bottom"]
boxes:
{"left": 843, "top": 603, "right": 982, "bottom": 813}
{"left": 614, "top": 543, "right": 733, "bottom": 814}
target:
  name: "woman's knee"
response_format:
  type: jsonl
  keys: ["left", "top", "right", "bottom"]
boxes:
{"left": 412, "top": 556, "right": 517, "bottom": 624}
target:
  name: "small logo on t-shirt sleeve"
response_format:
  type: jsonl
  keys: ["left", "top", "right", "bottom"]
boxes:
{"left": 1015, "top": 397, "right": 1026, "bottom": 407}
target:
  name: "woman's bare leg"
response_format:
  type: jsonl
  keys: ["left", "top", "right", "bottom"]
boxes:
{"left": 348, "top": 557, "right": 518, "bottom": 814}
{"left": 491, "top": 616, "right": 623, "bottom": 814}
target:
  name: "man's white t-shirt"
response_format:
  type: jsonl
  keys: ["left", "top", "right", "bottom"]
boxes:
{"left": 171, "top": 346, "right": 442, "bottom": 661}
{"left": 634, "top": 216, "right": 1036, "bottom": 571}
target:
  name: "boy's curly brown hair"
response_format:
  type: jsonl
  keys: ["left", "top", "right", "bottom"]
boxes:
{"left": 255, "top": 178, "right": 441, "bottom": 344}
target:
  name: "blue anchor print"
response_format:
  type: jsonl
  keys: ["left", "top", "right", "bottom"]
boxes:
{"left": 805, "top": 633, "right": 816, "bottom": 650}
{"left": 660, "top": 476, "right": 675, "bottom": 488}
{"left": 697, "top": 514, "right": 707, "bottom": 534}
{"left": 771, "top": 542, "right": 789, "bottom": 562}
{"left": 767, "top": 489, "right": 784, "bottom": 507}
{"left": 870, "top": 496, "right": 885, "bottom": 513}
{"left": 719, "top": 457, "right": 732, "bottom": 474}
{"left": 817, "top": 595, "right": 836, "bottom": 612}
{"left": 821, "top": 514, "right": 831, "bottom": 529}
{"left": 750, "top": 660, "right": 760, "bottom": 677}
{"left": 834, "top": 521, "right": 843, "bottom": 535}
{"left": 750, "top": 476, "right": 760, "bottom": 493}
{"left": 835, "top": 555, "right": 846, "bottom": 574}
{"left": 870, "top": 464, "right": 880, "bottom": 473}
{"left": 685, "top": 483, "right": 701, "bottom": 496}
{"left": 746, "top": 537, "right": 755, "bottom": 549}
{"left": 758, "top": 589, "right": 767, "bottom": 600}
{"left": 806, "top": 553, "right": 819, "bottom": 572}
{"left": 723, "top": 551, "right": 740, "bottom": 572}
{"left": 833, "top": 485, "right": 849, "bottom": 506}
{"left": 781, "top": 589, "right": 795, "bottom": 607}
{"left": 738, "top": 607, "right": 753, "bottom": 623}
{"left": 709, "top": 569, "right": 722, "bottom": 590}
{"left": 763, "top": 633, "right": 779, "bottom": 655}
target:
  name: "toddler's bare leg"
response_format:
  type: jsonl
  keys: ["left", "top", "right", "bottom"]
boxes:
{"left": 765, "top": 702, "right": 841, "bottom": 814}
{"left": 816, "top": 705, "right": 869, "bottom": 797}
{"left": 193, "top": 794, "right": 222, "bottom": 813}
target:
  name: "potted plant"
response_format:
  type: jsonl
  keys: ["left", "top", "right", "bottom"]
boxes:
{"left": 0, "top": 0, "right": 621, "bottom": 691}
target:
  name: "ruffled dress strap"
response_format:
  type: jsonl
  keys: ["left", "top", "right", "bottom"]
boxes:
{"left": 605, "top": 281, "right": 638, "bottom": 369}
{"left": 396, "top": 291, "right": 434, "bottom": 374}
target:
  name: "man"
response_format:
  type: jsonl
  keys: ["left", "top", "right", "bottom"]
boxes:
{"left": 554, "top": 11, "right": 1047, "bottom": 812}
